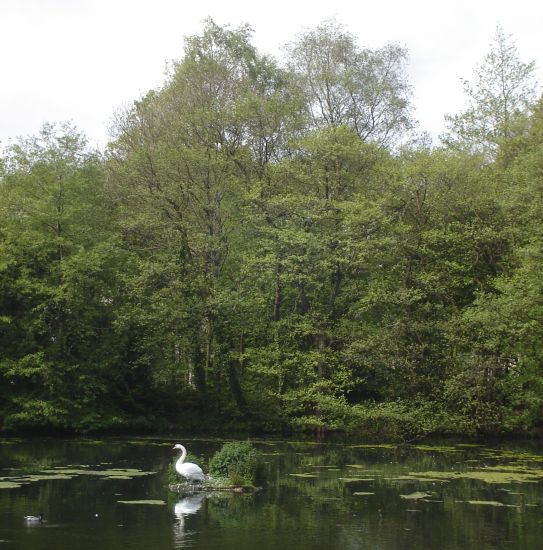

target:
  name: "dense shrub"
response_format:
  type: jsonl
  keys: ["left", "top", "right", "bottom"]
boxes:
{"left": 208, "top": 442, "right": 265, "bottom": 485}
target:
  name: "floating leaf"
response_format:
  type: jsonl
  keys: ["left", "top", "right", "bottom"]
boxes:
{"left": 406, "top": 470, "right": 543, "bottom": 484}
{"left": 22, "top": 474, "right": 73, "bottom": 481}
{"left": 413, "top": 445, "right": 461, "bottom": 453}
{"left": 400, "top": 491, "right": 431, "bottom": 500}
{"left": 467, "top": 500, "right": 505, "bottom": 506}
{"left": 117, "top": 500, "right": 166, "bottom": 505}
{"left": 0, "top": 481, "right": 24, "bottom": 489}
{"left": 339, "top": 477, "right": 374, "bottom": 482}
{"left": 41, "top": 468, "right": 155, "bottom": 478}
{"left": 349, "top": 444, "right": 396, "bottom": 449}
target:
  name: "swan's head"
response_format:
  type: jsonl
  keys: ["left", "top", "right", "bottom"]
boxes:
{"left": 173, "top": 443, "right": 183, "bottom": 450}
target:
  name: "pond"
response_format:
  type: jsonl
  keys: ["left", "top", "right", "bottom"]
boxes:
{"left": 1, "top": 437, "right": 542, "bottom": 549}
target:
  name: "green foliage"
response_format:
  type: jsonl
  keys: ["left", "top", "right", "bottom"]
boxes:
{"left": 443, "top": 25, "right": 538, "bottom": 158}
{"left": 1, "top": 22, "right": 542, "bottom": 438}
{"left": 208, "top": 442, "right": 265, "bottom": 485}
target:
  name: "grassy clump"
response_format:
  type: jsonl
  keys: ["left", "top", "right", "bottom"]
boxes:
{"left": 208, "top": 442, "right": 265, "bottom": 486}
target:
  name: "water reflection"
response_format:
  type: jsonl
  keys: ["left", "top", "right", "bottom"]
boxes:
{"left": 1, "top": 438, "right": 543, "bottom": 549}
{"left": 173, "top": 493, "right": 205, "bottom": 546}
{"left": 23, "top": 514, "right": 44, "bottom": 528}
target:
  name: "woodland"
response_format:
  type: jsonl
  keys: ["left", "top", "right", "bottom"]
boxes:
{"left": 1, "top": 21, "right": 542, "bottom": 438}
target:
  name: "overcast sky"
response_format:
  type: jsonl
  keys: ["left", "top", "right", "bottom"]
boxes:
{"left": 1, "top": 0, "right": 542, "bottom": 148}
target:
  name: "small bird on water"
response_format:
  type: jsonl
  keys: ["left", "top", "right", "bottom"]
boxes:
{"left": 24, "top": 513, "right": 44, "bottom": 523}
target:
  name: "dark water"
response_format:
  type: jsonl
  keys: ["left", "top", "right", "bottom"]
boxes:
{"left": 1, "top": 437, "right": 542, "bottom": 549}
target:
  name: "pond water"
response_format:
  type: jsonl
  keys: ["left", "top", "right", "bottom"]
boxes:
{"left": 1, "top": 437, "right": 542, "bottom": 549}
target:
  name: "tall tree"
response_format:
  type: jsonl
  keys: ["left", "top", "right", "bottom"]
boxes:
{"left": 0, "top": 123, "right": 134, "bottom": 431}
{"left": 108, "top": 20, "right": 302, "bottom": 416}
{"left": 443, "top": 25, "right": 539, "bottom": 158}
{"left": 285, "top": 20, "right": 414, "bottom": 146}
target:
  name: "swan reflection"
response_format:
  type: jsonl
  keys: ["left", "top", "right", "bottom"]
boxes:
{"left": 173, "top": 493, "right": 205, "bottom": 546}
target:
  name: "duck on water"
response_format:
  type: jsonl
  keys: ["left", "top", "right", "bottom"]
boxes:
{"left": 24, "top": 514, "right": 44, "bottom": 523}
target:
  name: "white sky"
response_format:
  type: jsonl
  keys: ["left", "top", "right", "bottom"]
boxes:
{"left": 1, "top": 0, "right": 542, "bottom": 148}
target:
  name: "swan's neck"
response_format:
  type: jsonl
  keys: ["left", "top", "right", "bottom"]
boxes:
{"left": 177, "top": 445, "right": 187, "bottom": 464}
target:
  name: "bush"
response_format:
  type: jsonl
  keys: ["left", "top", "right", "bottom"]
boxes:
{"left": 208, "top": 442, "right": 264, "bottom": 486}
{"left": 347, "top": 400, "right": 442, "bottom": 441}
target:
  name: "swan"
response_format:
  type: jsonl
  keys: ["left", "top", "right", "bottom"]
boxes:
{"left": 173, "top": 444, "right": 205, "bottom": 482}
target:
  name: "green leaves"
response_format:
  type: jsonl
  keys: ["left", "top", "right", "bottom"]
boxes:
{"left": 1, "top": 22, "right": 542, "bottom": 437}
{"left": 443, "top": 25, "right": 538, "bottom": 158}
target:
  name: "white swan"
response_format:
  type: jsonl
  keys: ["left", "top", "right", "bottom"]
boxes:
{"left": 173, "top": 444, "right": 205, "bottom": 482}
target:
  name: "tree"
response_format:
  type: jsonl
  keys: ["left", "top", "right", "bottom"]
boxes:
{"left": 285, "top": 20, "right": 414, "bottom": 146}
{"left": 0, "top": 123, "right": 136, "bottom": 431}
{"left": 452, "top": 98, "right": 543, "bottom": 430}
{"left": 443, "top": 25, "right": 539, "bottom": 158}
{"left": 108, "top": 20, "right": 303, "bottom": 418}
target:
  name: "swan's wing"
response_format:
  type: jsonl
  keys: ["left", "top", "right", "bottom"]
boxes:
{"left": 179, "top": 462, "right": 205, "bottom": 480}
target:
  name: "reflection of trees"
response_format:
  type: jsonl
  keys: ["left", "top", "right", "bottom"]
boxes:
{"left": 206, "top": 492, "right": 260, "bottom": 529}
{"left": 2, "top": 439, "right": 542, "bottom": 549}
{"left": 268, "top": 443, "right": 543, "bottom": 549}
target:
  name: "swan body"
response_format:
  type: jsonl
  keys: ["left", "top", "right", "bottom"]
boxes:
{"left": 173, "top": 444, "right": 205, "bottom": 482}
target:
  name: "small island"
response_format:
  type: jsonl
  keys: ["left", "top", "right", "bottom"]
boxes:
{"left": 169, "top": 441, "right": 265, "bottom": 494}
{"left": 169, "top": 480, "right": 261, "bottom": 493}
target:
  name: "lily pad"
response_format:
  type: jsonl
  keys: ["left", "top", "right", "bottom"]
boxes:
{"left": 117, "top": 500, "right": 166, "bottom": 505}
{"left": 387, "top": 475, "right": 448, "bottom": 483}
{"left": 339, "top": 477, "right": 374, "bottom": 482}
{"left": 406, "top": 469, "right": 543, "bottom": 484}
{"left": 22, "top": 474, "right": 74, "bottom": 481}
{"left": 0, "top": 481, "right": 24, "bottom": 489}
{"left": 483, "top": 465, "right": 542, "bottom": 474}
{"left": 289, "top": 473, "right": 317, "bottom": 478}
{"left": 413, "top": 445, "right": 461, "bottom": 453}
{"left": 400, "top": 491, "right": 431, "bottom": 500}
{"left": 479, "top": 450, "right": 543, "bottom": 462}
{"left": 352, "top": 492, "right": 375, "bottom": 496}
{"left": 467, "top": 500, "right": 505, "bottom": 506}
{"left": 41, "top": 468, "right": 156, "bottom": 478}
{"left": 349, "top": 444, "right": 396, "bottom": 449}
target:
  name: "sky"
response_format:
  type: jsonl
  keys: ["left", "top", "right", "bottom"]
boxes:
{"left": 1, "top": 0, "right": 542, "bottom": 148}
